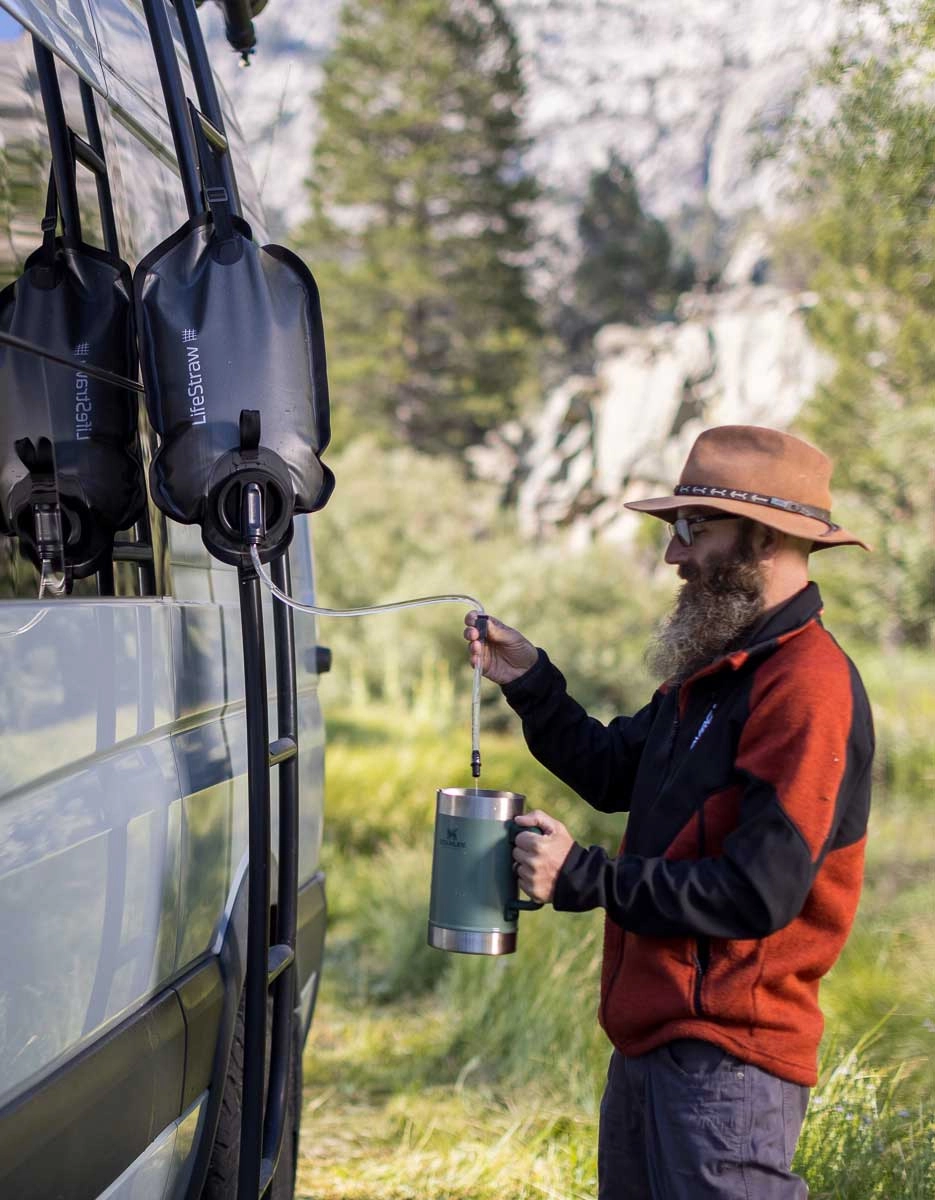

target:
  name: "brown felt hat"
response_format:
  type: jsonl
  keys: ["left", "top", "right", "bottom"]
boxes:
{"left": 625, "top": 425, "right": 869, "bottom": 550}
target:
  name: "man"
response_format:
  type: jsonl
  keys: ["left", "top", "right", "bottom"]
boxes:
{"left": 464, "top": 425, "right": 874, "bottom": 1200}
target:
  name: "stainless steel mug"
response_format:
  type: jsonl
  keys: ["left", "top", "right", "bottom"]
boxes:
{"left": 427, "top": 787, "right": 543, "bottom": 955}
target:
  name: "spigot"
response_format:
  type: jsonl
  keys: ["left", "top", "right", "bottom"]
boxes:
{"left": 242, "top": 482, "right": 265, "bottom": 546}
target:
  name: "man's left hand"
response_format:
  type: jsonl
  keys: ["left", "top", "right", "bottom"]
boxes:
{"left": 512, "top": 810, "right": 576, "bottom": 904}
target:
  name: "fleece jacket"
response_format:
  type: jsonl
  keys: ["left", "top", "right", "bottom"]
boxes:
{"left": 502, "top": 582, "right": 874, "bottom": 1086}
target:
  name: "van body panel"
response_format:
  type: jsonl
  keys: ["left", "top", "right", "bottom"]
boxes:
{"left": 0, "top": 2, "right": 329, "bottom": 1190}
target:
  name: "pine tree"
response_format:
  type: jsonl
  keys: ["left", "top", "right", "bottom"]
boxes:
{"left": 564, "top": 154, "right": 691, "bottom": 352}
{"left": 787, "top": 3, "right": 935, "bottom": 648}
{"left": 298, "top": 0, "right": 539, "bottom": 454}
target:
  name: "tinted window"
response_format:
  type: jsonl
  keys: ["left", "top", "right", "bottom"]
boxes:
{"left": 0, "top": 21, "right": 158, "bottom": 598}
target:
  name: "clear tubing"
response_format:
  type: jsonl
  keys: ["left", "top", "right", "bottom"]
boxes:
{"left": 472, "top": 652, "right": 482, "bottom": 780}
{"left": 249, "top": 545, "right": 486, "bottom": 777}
{"left": 38, "top": 559, "right": 66, "bottom": 598}
{"left": 0, "top": 608, "right": 47, "bottom": 639}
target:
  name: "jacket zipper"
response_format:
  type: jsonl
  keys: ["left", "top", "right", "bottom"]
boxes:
{"left": 600, "top": 929, "right": 625, "bottom": 1030}
{"left": 693, "top": 771, "right": 709, "bottom": 1017}
{"left": 693, "top": 937, "right": 709, "bottom": 1016}
{"left": 658, "top": 698, "right": 681, "bottom": 793}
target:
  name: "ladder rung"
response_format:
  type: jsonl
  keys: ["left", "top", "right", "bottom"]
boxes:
{"left": 267, "top": 943, "right": 294, "bottom": 985}
{"left": 267, "top": 737, "right": 297, "bottom": 766}
{"left": 113, "top": 541, "right": 154, "bottom": 563}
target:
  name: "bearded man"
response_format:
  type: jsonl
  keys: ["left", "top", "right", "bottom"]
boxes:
{"left": 464, "top": 425, "right": 874, "bottom": 1200}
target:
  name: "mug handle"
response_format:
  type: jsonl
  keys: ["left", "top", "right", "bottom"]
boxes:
{"left": 505, "top": 820, "right": 545, "bottom": 919}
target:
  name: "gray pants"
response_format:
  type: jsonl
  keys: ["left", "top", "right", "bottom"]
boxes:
{"left": 598, "top": 1041, "right": 810, "bottom": 1199}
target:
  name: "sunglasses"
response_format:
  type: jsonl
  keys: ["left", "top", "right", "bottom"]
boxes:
{"left": 667, "top": 512, "right": 739, "bottom": 547}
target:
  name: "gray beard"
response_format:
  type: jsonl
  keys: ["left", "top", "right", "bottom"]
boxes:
{"left": 646, "top": 552, "right": 766, "bottom": 685}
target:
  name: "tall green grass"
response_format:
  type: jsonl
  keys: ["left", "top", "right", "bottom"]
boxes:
{"left": 300, "top": 643, "right": 934, "bottom": 1199}
{"left": 796, "top": 1031, "right": 935, "bottom": 1198}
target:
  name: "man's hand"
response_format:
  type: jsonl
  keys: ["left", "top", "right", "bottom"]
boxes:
{"left": 512, "top": 810, "right": 576, "bottom": 904}
{"left": 463, "top": 610, "right": 538, "bottom": 685}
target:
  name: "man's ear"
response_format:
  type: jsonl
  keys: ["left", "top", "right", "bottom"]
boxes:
{"left": 755, "top": 524, "right": 783, "bottom": 560}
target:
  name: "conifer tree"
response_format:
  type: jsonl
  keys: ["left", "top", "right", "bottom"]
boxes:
{"left": 788, "top": 2, "right": 935, "bottom": 647}
{"left": 562, "top": 154, "right": 691, "bottom": 353}
{"left": 299, "top": 0, "right": 539, "bottom": 454}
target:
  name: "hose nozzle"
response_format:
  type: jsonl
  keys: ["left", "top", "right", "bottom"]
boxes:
{"left": 242, "top": 482, "right": 265, "bottom": 545}
{"left": 470, "top": 613, "right": 487, "bottom": 781}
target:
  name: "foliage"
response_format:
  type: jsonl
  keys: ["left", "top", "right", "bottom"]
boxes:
{"left": 558, "top": 153, "right": 693, "bottom": 354}
{"left": 785, "top": 1, "right": 935, "bottom": 648}
{"left": 298, "top": 0, "right": 540, "bottom": 454}
{"left": 310, "top": 436, "right": 663, "bottom": 723}
{"left": 299, "top": 665, "right": 935, "bottom": 1198}
{"left": 794, "top": 1033, "right": 935, "bottom": 1198}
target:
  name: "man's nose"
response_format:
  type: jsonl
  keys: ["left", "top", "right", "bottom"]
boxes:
{"left": 664, "top": 533, "right": 690, "bottom": 565}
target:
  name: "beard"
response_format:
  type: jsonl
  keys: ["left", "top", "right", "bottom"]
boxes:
{"left": 646, "top": 533, "right": 766, "bottom": 685}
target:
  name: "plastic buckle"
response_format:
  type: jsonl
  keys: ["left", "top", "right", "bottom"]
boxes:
{"left": 205, "top": 187, "right": 229, "bottom": 206}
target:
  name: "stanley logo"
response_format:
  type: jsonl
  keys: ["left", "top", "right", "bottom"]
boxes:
{"left": 440, "top": 825, "right": 466, "bottom": 849}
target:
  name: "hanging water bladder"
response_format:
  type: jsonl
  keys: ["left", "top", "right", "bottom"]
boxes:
{"left": 133, "top": 132, "right": 334, "bottom": 566}
{"left": 0, "top": 173, "right": 145, "bottom": 579}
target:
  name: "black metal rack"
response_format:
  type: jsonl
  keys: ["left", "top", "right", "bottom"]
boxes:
{"left": 139, "top": 1, "right": 300, "bottom": 1194}
{"left": 32, "top": 39, "right": 157, "bottom": 597}
{"left": 238, "top": 547, "right": 300, "bottom": 1196}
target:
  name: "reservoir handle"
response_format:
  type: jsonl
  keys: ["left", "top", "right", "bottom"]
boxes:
{"left": 505, "top": 821, "right": 545, "bottom": 919}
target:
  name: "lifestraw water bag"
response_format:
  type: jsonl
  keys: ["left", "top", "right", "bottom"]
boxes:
{"left": 0, "top": 175, "right": 145, "bottom": 578}
{"left": 133, "top": 186, "right": 334, "bottom": 564}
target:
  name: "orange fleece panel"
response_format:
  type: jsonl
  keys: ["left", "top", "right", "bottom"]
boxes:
{"left": 735, "top": 626, "right": 853, "bottom": 860}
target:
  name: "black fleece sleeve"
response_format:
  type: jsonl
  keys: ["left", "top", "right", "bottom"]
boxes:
{"left": 552, "top": 637, "right": 872, "bottom": 939}
{"left": 552, "top": 831, "right": 808, "bottom": 939}
{"left": 502, "top": 650, "right": 664, "bottom": 815}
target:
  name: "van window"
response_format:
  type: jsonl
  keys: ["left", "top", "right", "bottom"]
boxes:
{"left": 0, "top": 20, "right": 163, "bottom": 599}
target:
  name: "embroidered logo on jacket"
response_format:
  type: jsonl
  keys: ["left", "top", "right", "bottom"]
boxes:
{"left": 690, "top": 704, "right": 718, "bottom": 751}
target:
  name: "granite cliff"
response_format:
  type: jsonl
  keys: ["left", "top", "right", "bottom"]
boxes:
{"left": 202, "top": 0, "right": 853, "bottom": 543}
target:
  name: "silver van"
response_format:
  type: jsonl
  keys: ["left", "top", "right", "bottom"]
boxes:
{"left": 0, "top": 3, "right": 328, "bottom": 1197}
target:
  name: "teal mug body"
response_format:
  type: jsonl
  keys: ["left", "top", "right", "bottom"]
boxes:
{"left": 428, "top": 787, "right": 543, "bottom": 955}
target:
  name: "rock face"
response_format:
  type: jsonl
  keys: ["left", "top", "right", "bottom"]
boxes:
{"left": 201, "top": 0, "right": 850, "bottom": 545}
{"left": 201, "top": 1, "right": 343, "bottom": 237}
{"left": 509, "top": 0, "right": 851, "bottom": 233}
{"left": 469, "top": 276, "right": 831, "bottom": 547}
{"left": 203, "top": 0, "right": 851, "bottom": 239}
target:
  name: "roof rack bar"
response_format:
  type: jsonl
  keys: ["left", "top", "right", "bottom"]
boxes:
{"left": 173, "top": 0, "right": 242, "bottom": 215}
{"left": 78, "top": 81, "right": 120, "bottom": 255}
{"left": 261, "top": 551, "right": 300, "bottom": 1188}
{"left": 140, "top": 0, "right": 201, "bottom": 217}
{"left": 70, "top": 130, "right": 106, "bottom": 178}
{"left": 192, "top": 106, "right": 229, "bottom": 156}
{"left": 32, "top": 40, "right": 81, "bottom": 241}
{"left": 237, "top": 567, "right": 272, "bottom": 1198}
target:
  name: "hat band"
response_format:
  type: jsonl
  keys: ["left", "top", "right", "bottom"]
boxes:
{"left": 674, "top": 484, "right": 840, "bottom": 532}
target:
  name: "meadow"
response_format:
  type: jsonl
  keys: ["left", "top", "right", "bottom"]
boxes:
{"left": 295, "top": 645, "right": 934, "bottom": 1200}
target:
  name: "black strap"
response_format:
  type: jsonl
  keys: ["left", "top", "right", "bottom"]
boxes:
{"left": 674, "top": 484, "right": 840, "bottom": 531}
{"left": 39, "top": 170, "right": 58, "bottom": 260}
{"left": 15, "top": 437, "right": 58, "bottom": 504}
{"left": 188, "top": 99, "right": 235, "bottom": 244}
{"left": 239, "top": 408, "right": 261, "bottom": 455}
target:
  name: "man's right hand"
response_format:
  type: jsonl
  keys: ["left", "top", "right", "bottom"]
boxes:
{"left": 463, "top": 611, "right": 538, "bottom": 686}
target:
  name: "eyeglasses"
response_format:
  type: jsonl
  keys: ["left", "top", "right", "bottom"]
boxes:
{"left": 667, "top": 513, "right": 739, "bottom": 547}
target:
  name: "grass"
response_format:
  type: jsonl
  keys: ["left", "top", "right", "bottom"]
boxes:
{"left": 297, "top": 1002, "right": 599, "bottom": 1200}
{"left": 296, "top": 643, "right": 934, "bottom": 1199}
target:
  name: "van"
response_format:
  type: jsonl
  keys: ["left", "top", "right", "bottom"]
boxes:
{"left": 0, "top": 2, "right": 328, "bottom": 1197}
